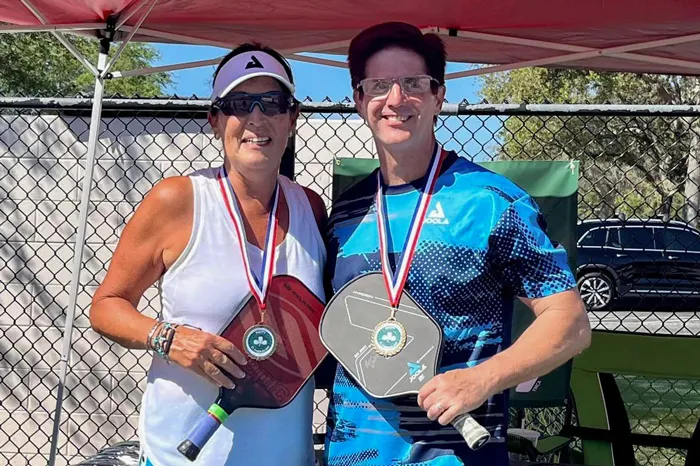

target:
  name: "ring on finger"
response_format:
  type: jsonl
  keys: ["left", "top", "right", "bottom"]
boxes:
{"left": 435, "top": 402, "right": 446, "bottom": 413}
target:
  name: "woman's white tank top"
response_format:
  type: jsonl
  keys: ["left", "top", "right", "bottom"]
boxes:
{"left": 138, "top": 167, "right": 326, "bottom": 466}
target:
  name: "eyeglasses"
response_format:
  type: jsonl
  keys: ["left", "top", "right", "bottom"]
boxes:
{"left": 213, "top": 92, "right": 296, "bottom": 117}
{"left": 356, "top": 75, "right": 440, "bottom": 97}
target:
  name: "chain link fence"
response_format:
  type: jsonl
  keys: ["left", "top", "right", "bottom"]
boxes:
{"left": 1, "top": 97, "right": 699, "bottom": 465}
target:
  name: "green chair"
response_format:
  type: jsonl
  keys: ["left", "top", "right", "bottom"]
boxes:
{"left": 567, "top": 330, "right": 700, "bottom": 466}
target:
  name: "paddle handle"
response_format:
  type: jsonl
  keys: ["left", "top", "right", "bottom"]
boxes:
{"left": 177, "top": 403, "right": 229, "bottom": 461}
{"left": 451, "top": 413, "right": 491, "bottom": 450}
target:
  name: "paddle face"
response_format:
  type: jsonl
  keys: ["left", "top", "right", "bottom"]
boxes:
{"left": 320, "top": 272, "right": 443, "bottom": 398}
{"left": 218, "top": 274, "right": 327, "bottom": 411}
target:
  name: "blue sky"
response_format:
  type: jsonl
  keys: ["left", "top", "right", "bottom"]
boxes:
{"left": 154, "top": 44, "right": 483, "bottom": 103}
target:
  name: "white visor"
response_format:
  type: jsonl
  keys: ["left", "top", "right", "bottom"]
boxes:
{"left": 211, "top": 51, "right": 295, "bottom": 99}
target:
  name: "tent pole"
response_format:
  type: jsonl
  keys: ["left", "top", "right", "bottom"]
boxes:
{"left": 103, "top": 0, "right": 159, "bottom": 76}
{"left": 0, "top": 23, "right": 105, "bottom": 34}
{"left": 46, "top": 24, "right": 113, "bottom": 466}
{"left": 111, "top": 53, "right": 348, "bottom": 80}
{"left": 19, "top": 0, "right": 99, "bottom": 76}
{"left": 438, "top": 28, "right": 700, "bottom": 79}
{"left": 287, "top": 54, "right": 347, "bottom": 68}
{"left": 116, "top": 0, "right": 152, "bottom": 29}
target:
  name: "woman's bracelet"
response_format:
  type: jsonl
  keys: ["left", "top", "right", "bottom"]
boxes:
{"left": 146, "top": 321, "right": 163, "bottom": 352}
{"left": 147, "top": 320, "right": 180, "bottom": 363}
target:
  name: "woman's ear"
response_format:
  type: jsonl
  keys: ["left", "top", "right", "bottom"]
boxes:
{"left": 289, "top": 103, "right": 301, "bottom": 137}
{"left": 207, "top": 110, "right": 220, "bottom": 140}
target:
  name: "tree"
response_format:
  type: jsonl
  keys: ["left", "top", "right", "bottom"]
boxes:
{"left": 0, "top": 33, "right": 172, "bottom": 97}
{"left": 480, "top": 69, "right": 700, "bottom": 226}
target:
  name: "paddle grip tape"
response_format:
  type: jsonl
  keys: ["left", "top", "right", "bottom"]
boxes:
{"left": 452, "top": 413, "right": 491, "bottom": 450}
{"left": 177, "top": 404, "right": 228, "bottom": 461}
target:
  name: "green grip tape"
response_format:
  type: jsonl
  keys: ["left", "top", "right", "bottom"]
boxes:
{"left": 207, "top": 404, "right": 228, "bottom": 424}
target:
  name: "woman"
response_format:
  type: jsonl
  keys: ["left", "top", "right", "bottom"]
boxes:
{"left": 90, "top": 43, "right": 327, "bottom": 466}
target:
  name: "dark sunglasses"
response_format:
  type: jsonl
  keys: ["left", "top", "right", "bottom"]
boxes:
{"left": 213, "top": 92, "right": 296, "bottom": 117}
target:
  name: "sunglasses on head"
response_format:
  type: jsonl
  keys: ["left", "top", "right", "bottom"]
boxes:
{"left": 213, "top": 91, "right": 296, "bottom": 117}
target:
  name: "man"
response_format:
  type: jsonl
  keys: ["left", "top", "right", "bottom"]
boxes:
{"left": 323, "top": 22, "right": 592, "bottom": 466}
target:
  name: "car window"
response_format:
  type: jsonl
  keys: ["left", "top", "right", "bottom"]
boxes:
{"left": 659, "top": 228, "right": 700, "bottom": 252}
{"left": 579, "top": 228, "right": 607, "bottom": 246}
{"left": 619, "top": 227, "right": 656, "bottom": 249}
{"left": 606, "top": 228, "right": 621, "bottom": 248}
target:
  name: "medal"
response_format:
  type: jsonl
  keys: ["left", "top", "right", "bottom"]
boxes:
{"left": 373, "top": 143, "right": 446, "bottom": 357}
{"left": 242, "top": 324, "right": 278, "bottom": 360}
{"left": 371, "top": 318, "right": 407, "bottom": 357}
{"left": 218, "top": 166, "right": 280, "bottom": 360}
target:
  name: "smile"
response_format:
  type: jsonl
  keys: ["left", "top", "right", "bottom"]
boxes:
{"left": 382, "top": 115, "right": 411, "bottom": 122}
{"left": 242, "top": 137, "right": 272, "bottom": 145}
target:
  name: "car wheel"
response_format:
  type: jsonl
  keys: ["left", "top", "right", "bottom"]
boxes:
{"left": 577, "top": 271, "right": 615, "bottom": 311}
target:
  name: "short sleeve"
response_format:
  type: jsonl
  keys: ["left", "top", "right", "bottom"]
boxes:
{"left": 488, "top": 195, "right": 576, "bottom": 299}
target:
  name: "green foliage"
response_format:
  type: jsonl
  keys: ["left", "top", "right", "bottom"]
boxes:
{"left": 480, "top": 68, "right": 700, "bottom": 222}
{"left": 0, "top": 32, "right": 172, "bottom": 97}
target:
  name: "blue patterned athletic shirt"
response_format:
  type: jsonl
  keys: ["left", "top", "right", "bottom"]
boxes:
{"left": 323, "top": 146, "right": 576, "bottom": 466}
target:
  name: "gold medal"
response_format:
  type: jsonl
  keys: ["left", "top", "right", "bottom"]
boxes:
{"left": 243, "top": 324, "right": 277, "bottom": 360}
{"left": 371, "top": 314, "right": 407, "bottom": 357}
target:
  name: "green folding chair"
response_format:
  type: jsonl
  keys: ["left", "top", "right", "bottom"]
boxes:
{"left": 567, "top": 330, "right": 700, "bottom": 466}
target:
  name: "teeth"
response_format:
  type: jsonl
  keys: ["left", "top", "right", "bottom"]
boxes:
{"left": 384, "top": 116, "right": 410, "bottom": 122}
{"left": 244, "top": 137, "right": 271, "bottom": 143}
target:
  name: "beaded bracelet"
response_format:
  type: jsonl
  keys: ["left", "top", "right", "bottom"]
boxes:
{"left": 147, "top": 320, "right": 179, "bottom": 363}
{"left": 146, "top": 321, "right": 163, "bottom": 352}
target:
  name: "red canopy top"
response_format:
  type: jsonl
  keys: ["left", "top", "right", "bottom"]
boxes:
{"left": 3, "top": 0, "right": 700, "bottom": 76}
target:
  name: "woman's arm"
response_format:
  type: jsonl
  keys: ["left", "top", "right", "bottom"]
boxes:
{"left": 90, "top": 177, "right": 247, "bottom": 389}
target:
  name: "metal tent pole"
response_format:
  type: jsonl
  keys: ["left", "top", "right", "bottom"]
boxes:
{"left": 47, "top": 25, "right": 113, "bottom": 466}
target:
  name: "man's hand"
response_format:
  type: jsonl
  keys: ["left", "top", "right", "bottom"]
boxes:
{"left": 417, "top": 367, "right": 492, "bottom": 425}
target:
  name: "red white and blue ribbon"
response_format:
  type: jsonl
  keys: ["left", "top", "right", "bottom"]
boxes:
{"left": 376, "top": 144, "right": 446, "bottom": 308}
{"left": 218, "top": 166, "right": 279, "bottom": 310}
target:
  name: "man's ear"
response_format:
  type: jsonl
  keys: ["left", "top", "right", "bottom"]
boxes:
{"left": 435, "top": 84, "right": 446, "bottom": 113}
{"left": 353, "top": 89, "right": 366, "bottom": 120}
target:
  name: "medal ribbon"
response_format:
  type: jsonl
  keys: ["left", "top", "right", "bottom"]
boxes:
{"left": 376, "top": 144, "right": 446, "bottom": 308}
{"left": 217, "top": 166, "right": 279, "bottom": 310}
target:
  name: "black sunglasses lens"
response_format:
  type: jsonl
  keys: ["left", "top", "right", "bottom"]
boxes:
{"left": 218, "top": 93, "right": 290, "bottom": 116}
{"left": 259, "top": 95, "right": 287, "bottom": 115}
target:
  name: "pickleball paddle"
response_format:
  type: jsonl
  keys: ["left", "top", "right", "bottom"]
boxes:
{"left": 177, "top": 274, "right": 327, "bottom": 461}
{"left": 319, "top": 272, "right": 491, "bottom": 450}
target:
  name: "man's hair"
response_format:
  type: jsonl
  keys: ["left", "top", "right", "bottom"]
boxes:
{"left": 213, "top": 42, "right": 295, "bottom": 90}
{"left": 348, "top": 22, "right": 446, "bottom": 93}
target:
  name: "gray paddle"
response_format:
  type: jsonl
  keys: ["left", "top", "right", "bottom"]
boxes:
{"left": 320, "top": 272, "right": 491, "bottom": 450}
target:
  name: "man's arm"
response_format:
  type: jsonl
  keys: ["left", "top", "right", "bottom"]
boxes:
{"left": 476, "top": 288, "right": 590, "bottom": 397}
{"left": 418, "top": 288, "right": 590, "bottom": 425}
{"left": 418, "top": 194, "right": 591, "bottom": 425}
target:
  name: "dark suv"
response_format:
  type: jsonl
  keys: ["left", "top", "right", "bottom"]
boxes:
{"left": 576, "top": 218, "right": 700, "bottom": 311}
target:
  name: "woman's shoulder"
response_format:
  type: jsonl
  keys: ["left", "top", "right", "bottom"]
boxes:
{"left": 148, "top": 176, "right": 193, "bottom": 207}
{"left": 137, "top": 176, "right": 194, "bottom": 227}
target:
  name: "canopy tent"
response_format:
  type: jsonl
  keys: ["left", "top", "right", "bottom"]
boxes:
{"left": 3, "top": 0, "right": 700, "bottom": 78}
{"left": 2, "top": 2, "right": 700, "bottom": 465}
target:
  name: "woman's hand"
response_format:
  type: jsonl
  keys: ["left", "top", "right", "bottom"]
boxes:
{"left": 167, "top": 326, "right": 248, "bottom": 389}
